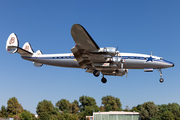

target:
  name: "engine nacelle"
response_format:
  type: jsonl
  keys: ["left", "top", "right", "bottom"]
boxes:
{"left": 114, "top": 69, "right": 128, "bottom": 76}
{"left": 90, "top": 47, "right": 118, "bottom": 56}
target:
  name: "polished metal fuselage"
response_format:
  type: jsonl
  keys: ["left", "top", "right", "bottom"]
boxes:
{"left": 21, "top": 52, "right": 174, "bottom": 70}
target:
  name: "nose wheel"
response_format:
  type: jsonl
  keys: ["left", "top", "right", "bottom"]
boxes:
{"left": 159, "top": 78, "right": 164, "bottom": 83}
{"left": 157, "top": 69, "right": 164, "bottom": 83}
{"left": 101, "top": 76, "right": 107, "bottom": 83}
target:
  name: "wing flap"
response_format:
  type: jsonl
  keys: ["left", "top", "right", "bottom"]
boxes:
{"left": 71, "top": 46, "right": 89, "bottom": 69}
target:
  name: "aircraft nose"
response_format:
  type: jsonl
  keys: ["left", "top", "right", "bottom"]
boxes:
{"left": 172, "top": 63, "right": 174, "bottom": 67}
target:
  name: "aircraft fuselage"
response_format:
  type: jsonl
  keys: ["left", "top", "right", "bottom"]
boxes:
{"left": 21, "top": 52, "right": 174, "bottom": 70}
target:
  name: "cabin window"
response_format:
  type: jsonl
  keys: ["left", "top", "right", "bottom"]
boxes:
{"left": 57, "top": 57, "right": 59, "bottom": 59}
{"left": 61, "top": 57, "right": 63, "bottom": 59}
{"left": 160, "top": 58, "right": 164, "bottom": 60}
{"left": 53, "top": 57, "right": 54, "bottom": 59}
{"left": 144, "top": 58, "right": 147, "bottom": 60}
{"left": 134, "top": 57, "right": 136, "bottom": 59}
{"left": 138, "top": 57, "right": 140, "bottom": 59}
{"left": 128, "top": 57, "right": 130, "bottom": 59}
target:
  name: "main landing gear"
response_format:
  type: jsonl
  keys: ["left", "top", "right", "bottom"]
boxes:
{"left": 93, "top": 70, "right": 100, "bottom": 77}
{"left": 101, "top": 75, "right": 107, "bottom": 83}
{"left": 158, "top": 69, "right": 164, "bottom": 83}
{"left": 93, "top": 70, "right": 107, "bottom": 83}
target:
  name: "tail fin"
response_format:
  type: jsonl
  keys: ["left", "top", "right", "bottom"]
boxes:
{"left": 33, "top": 50, "right": 43, "bottom": 67}
{"left": 6, "top": 33, "right": 33, "bottom": 56}
{"left": 35, "top": 50, "right": 43, "bottom": 55}
{"left": 6, "top": 33, "right": 19, "bottom": 54}
{"left": 22, "top": 42, "right": 34, "bottom": 54}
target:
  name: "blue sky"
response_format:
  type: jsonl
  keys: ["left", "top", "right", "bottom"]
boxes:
{"left": 0, "top": 1, "right": 180, "bottom": 114}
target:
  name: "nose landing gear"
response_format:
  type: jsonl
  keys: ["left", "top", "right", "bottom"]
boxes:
{"left": 158, "top": 69, "right": 164, "bottom": 83}
{"left": 159, "top": 78, "right": 164, "bottom": 83}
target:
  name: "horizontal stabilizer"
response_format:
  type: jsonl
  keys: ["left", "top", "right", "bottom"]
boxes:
{"left": 6, "top": 33, "right": 33, "bottom": 56}
{"left": 17, "top": 47, "right": 33, "bottom": 55}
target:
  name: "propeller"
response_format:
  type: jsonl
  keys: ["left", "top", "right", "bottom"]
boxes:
{"left": 150, "top": 52, "right": 153, "bottom": 56}
{"left": 125, "top": 69, "right": 128, "bottom": 79}
{"left": 115, "top": 46, "right": 119, "bottom": 65}
{"left": 115, "top": 47, "right": 124, "bottom": 72}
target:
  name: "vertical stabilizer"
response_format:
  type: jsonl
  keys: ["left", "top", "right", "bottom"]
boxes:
{"left": 22, "top": 42, "right": 34, "bottom": 53}
{"left": 6, "top": 33, "right": 19, "bottom": 54}
{"left": 36, "top": 50, "right": 43, "bottom": 55}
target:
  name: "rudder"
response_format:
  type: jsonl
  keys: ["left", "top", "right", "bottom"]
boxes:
{"left": 6, "top": 33, "right": 19, "bottom": 54}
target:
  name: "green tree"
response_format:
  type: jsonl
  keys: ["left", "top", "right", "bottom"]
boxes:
{"left": 39, "top": 112, "right": 51, "bottom": 120}
{"left": 70, "top": 102, "right": 79, "bottom": 114}
{"left": 161, "top": 111, "right": 174, "bottom": 120}
{"left": 168, "top": 103, "right": 180, "bottom": 120}
{"left": 158, "top": 104, "right": 168, "bottom": 114}
{"left": 100, "top": 106, "right": 105, "bottom": 112}
{"left": 7, "top": 97, "right": 24, "bottom": 115}
{"left": 141, "top": 101, "right": 159, "bottom": 120}
{"left": 73, "top": 100, "right": 79, "bottom": 109}
{"left": 56, "top": 99, "right": 70, "bottom": 112}
{"left": 79, "top": 95, "right": 97, "bottom": 112}
{"left": 131, "top": 106, "right": 139, "bottom": 112}
{"left": 36, "top": 99, "right": 55, "bottom": 119}
{"left": 101, "top": 95, "right": 122, "bottom": 111}
{"left": 136, "top": 104, "right": 141, "bottom": 111}
{"left": 20, "top": 110, "right": 32, "bottom": 120}
{"left": 78, "top": 105, "right": 99, "bottom": 119}
{"left": 0, "top": 105, "right": 8, "bottom": 118}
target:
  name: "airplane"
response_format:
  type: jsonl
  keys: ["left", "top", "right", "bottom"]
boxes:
{"left": 6, "top": 24, "right": 174, "bottom": 83}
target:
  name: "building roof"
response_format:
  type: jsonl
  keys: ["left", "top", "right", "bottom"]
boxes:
{"left": 93, "top": 111, "right": 140, "bottom": 115}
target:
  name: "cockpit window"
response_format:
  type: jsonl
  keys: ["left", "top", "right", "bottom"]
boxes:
{"left": 160, "top": 58, "right": 164, "bottom": 60}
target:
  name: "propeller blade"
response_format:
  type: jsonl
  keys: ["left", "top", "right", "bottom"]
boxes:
{"left": 125, "top": 69, "right": 128, "bottom": 79}
{"left": 121, "top": 63, "right": 123, "bottom": 72}
{"left": 151, "top": 52, "right": 153, "bottom": 56}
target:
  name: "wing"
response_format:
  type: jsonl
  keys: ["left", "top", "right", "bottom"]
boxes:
{"left": 71, "top": 24, "right": 99, "bottom": 51}
{"left": 71, "top": 24, "right": 127, "bottom": 77}
{"left": 71, "top": 24, "right": 106, "bottom": 69}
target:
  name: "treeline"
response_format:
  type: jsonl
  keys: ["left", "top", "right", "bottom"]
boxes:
{"left": 0, "top": 96, "right": 180, "bottom": 120}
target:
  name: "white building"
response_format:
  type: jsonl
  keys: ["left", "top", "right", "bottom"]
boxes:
{"left": 86, "top": 111, "right": 141, "bottom": 120}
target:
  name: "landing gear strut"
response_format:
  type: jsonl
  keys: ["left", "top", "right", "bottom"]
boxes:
{"left": 101, "top": 75, "right": 107, "bottom": 83}
{"left": 157, "top": 69, "right": 164, "bottom": 83}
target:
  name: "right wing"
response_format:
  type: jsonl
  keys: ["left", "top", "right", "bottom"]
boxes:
{"left": 71, "top": 24, "right": 99, "bottom": 51}
{"left": 71, "top": 24, "right": 108, "bottom": 70}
